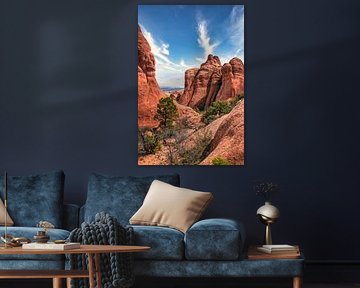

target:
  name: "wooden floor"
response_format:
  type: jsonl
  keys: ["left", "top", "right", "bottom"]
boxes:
{"left": 1, "top": 279, "right": 360, "bottom": 288}
{"left": 137, "top": 281, "right": 360, "bottom": 288}
{"left": 306, "top": 285, "right": 360, "bottom": 288}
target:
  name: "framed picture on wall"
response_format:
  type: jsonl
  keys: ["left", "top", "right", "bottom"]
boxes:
{"left": 138, "top": 4, "right": 244, "bottom": 166}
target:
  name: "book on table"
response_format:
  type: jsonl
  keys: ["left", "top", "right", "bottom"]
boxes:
{"left": 22, "top": 242, "right": 80, "bottom": 250}
{"left": 257, "top": 244, "right": 298, "bottom": 254}
{"left": 248, "top": 245, "right": 300, "bottom": 260}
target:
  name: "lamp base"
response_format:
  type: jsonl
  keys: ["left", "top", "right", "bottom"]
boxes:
{"left": 264, "top": 224, "right": 272, "bottom": 245}
{"left": 0, "top": 237, "right": 13, "bottom": 249}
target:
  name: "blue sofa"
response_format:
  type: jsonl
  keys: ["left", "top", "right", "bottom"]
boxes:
{"left": 0, "top": 171, "right": 303, "bottom": 287}
{"left": 81, "top": 173, "right": 304, "bottom": 282}
{"left": 0, "top": 171, "right": 78, "bottom": 270}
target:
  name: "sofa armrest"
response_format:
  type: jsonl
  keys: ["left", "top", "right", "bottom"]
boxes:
{"left": 184, "top": 218, "right": 246, "bottom": 260}
{"left": 63, "top": 204, "right": 80, "bottom": 231}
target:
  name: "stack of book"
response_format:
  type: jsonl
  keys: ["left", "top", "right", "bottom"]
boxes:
{"left": 248, "top": 244, "right": 300, "bottom": 260}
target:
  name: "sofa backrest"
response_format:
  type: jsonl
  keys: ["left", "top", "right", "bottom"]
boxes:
{"left": 83, "top": 173, "right": 180, "bottom": 226}
{"left": 63, "top": 203, "right": 79, "bottom": 231}
{"left": 0, "top": 170, "right": 65, "bottom": 228}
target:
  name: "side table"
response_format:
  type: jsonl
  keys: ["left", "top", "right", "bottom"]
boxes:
{"left": 0, "top": 244, "right": 150, "bottom": 288}
{"left": 247, "top": 246, "right": 304, "bottom": 288}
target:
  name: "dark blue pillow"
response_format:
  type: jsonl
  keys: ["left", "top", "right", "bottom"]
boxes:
{"left": 84, "top": 174, "right": 180, "bottom": 225}
{"left": 0, "top": 170, "right": 65, "bottom": 227}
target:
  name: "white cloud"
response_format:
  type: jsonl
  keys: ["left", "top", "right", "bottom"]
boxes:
{"left": 140, "top": 25, "right": 173, "bottom": 65}
{"left": 228, "top": 6, "right": 244, "bottom": 62}
{"left": 197, "top": 19, "right": 220, "bottom": 62}
{"left": 140, "top": 24, "right": 194, "bottom": 88}
{"left": 180, "top": 59, "right": 190, "bottom": 68}
{"left": 159, "top": 42, "right": 169, "bottom": 56}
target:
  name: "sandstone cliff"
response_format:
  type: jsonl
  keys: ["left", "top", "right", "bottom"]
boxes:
{"left": 178, "top": 55, "right": 244, "bottom": 110}
{"left": 201, "top": 100, "right": 244, "bottom": 165}
{"left": 138, "top": 25, "right": 164, "bottom": 128}
{"left": 179, "top": 100, "right": 244, "bottom": 165}
{"left": 216, "top": 57, "right": 244, "bottom": 101}
{"left": 178, "top": 55, "right": 221, "bottom": 109}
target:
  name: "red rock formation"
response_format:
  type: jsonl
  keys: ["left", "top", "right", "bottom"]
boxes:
{"left": 230, "top": 57, "right": 245, "bottom": 96}
{"left": 204, "top": 67, "right": 222, "bottom": 108}
{"left": 177, "top": 99, "right": 244, "bottom": 165}
{"left": 175, "top": 102, "right": 202, "bottom": 129}
{"left": 178, "top": 55, "right": 244, "bottom": 110}
{"left": 178, "top": 55, "right": 221, "bottom": 109}
{"left": 178, "top": 68, "right": 199, "bottom": 106}
{"left": 169, "top": 91, "right": 182, "bottom": 100}
{"left": 216, "top": 57, "right": 244, "bottom": 101}
{"left": 201, "top": 100, "right": 244, "bottom": 165}
{"left": 138, "top": 25, "right": 164, "bottom": 128}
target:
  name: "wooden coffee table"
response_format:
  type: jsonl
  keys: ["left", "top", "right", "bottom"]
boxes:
{"left": 0, "top": 244, "right": 150, "bottom": 288}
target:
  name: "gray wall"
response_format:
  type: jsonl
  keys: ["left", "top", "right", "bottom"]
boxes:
{"left": 1, "top": 0, "right": 359, "bottom": 262}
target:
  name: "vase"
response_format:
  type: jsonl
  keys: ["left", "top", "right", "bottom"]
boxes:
{"left": 256, "top": 201, "right": 280, "bottom": 245}
{"left": 33, "top": 231, "right": 50, "bottom": 243}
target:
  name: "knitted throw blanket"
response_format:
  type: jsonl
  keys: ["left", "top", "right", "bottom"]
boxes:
{"left": 68, "top": 212, "right": 135, "bottom": 288}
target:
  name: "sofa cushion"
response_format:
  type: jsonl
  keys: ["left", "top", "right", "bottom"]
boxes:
{"left": 130, "top": 180, "right": 213, "bottom": 233}
{"left": 134, "top": 258, "right": 304, "bottom": 277}
{"left": 0, "top": 227, "right": 70, "bottom": 261}
{"left": 131, "top": 225, "right": 184, "bottom": 260}
{"left": 185, "top": 218, "right": 245, "bottom": 260}
{"left": 0, "top": 170, "right": 65, "bottom": 228}
{"left": 0, "top": 260, "right": 65, "bottom": 270}
{"left": 84, "top": 174, "right": 179, "bottom": 225}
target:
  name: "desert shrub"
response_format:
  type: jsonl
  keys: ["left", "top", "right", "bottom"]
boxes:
{"left": 178, "top": 129, "right": 212, "bottom": 165}
{"left": 178, "top": 115, "right": 192, "bottom": 129}
{"left": 202, "top": 100, "right": 232, "bottom": 124}
{"left": 164, "top": 138, "right": 179, "bottom": 165}
{"left": 138, "top": 129, "right": 161, "bottom": 155}
{"left": 203, "top": 94, "right": 244, "bottom": 124}
{"left": 212, "top": 157, "right": 232, "bottom": 165}
{"left": 230, "top": 93, "right": 244, "bottom": 106}
{"left": 154, "top": 97, "right": 178, "bottom": 129}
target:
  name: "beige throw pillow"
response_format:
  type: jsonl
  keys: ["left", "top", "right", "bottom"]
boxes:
{"left": 0, "top": 198, "right": 14, "bottom": 226}
{"left": 130, "top": 180, "right": 213, "bottom": 233}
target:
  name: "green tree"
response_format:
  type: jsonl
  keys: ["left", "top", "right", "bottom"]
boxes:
{"left": 203, "top": 95, "right": 244, "bottom": 124}
{"left": 202, "top": 100, "right": 232, "bottom": 124}
{"left": 154, "top": 97, "right": 179, "bottom": 129}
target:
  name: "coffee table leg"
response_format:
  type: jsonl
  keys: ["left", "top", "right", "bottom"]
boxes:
{"left": 88, "top": 253, "right": 95, "bottom": 288}
{"left": 52, "top": 277, "right": 62, "bottom": 288}
{"left": 293, "top": 276, "right": 302, "bottom": 288}
{"left": 95, "top": 253, "right": 102, "bottom": 288}
{"left": 66, "top": 277, "right": 72, "bottom": 288}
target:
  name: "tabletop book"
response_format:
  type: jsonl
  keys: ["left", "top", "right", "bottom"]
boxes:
{"left": 248, "top": 245, "right": 300, "bottom": 260}
{"left": 22, "top": 242, "right": 80, "bottom": 250}
{"left": 256, "top": 244, "right": 298, "bottom": 254}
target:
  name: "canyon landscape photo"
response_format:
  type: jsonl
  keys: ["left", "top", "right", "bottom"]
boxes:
{"left": 138, "top": 5, "right": 244, "bottom": 165}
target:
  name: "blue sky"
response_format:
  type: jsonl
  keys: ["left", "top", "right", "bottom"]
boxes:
{"left": 138, "top": 5, "right": 244, "bottom": 88}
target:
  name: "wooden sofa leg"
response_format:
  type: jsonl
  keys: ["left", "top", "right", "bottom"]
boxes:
{"left": 67, "top": 277, "right": 72, "bottom": 288}
{"left": 53, "top": 277, "right": 62, "bottom": 288}
{"left": 293, "top": 276, "right": 302, "bottom": 288}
